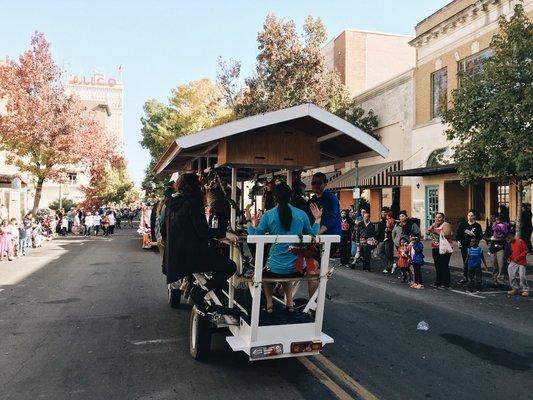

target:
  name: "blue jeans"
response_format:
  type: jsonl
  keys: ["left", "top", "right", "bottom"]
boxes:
{"left": 19, "top": 237, "right": 28, "bottom": 255}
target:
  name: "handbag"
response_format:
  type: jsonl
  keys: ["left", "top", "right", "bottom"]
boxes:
{"left": 439, "top": 232, "right": 453, "bottom": 254}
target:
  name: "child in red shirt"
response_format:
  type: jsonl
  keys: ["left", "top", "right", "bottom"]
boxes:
{"left": 396, "top": 238, "right": 412, "bottom": 284}
{"left": 506, "top": 232, "right": 529, "bottom": 297}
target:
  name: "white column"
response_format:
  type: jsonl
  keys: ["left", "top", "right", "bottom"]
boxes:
{"left": 286, "top": 170, "right": 293, "bottom": 189}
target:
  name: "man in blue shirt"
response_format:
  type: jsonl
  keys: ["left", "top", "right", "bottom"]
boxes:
{"left": 308, "top": 172, "right": 341, "bottom": 236}
{"left": 306, "top": 172, "right": 341, "bottom": 296}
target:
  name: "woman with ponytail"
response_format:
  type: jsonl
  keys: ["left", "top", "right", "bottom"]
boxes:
{"left": 245, "top": 182, "right": 322, "bottom": 313}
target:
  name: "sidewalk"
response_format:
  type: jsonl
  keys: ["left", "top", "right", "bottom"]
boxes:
{"left": 420, "top": 239, "right": 533, "bottom": 272}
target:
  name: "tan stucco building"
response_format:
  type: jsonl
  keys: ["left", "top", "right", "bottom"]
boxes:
{"left": 327, "top": 69, "right": 415, "bottom": 221}
{"left": 323, "top": 29, "right": 415, "bottom": 97}
{"left": 314, "top": 29, "right": 416, "bottom": 219}
{"left": 393, "top": 0, "right": 533, "bottom": 233}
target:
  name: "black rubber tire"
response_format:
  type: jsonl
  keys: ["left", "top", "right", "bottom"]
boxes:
{"left": 168, "top": 288, "right": 181, "bottom": 309}
{"left": 189, "top": 306, "right": 212, "bottom": 361}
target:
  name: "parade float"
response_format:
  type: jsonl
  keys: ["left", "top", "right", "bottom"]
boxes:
{"left": 154, "top": 103, "right": 388, "bottom": 361}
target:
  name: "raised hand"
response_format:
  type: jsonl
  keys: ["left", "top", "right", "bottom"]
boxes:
{"left": 310, "top": 203, "right": 322, "bottom": 220}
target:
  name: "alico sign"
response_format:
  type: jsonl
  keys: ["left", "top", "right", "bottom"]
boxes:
{"left": 68, "top": 75, "right": 117, "bottom": 87}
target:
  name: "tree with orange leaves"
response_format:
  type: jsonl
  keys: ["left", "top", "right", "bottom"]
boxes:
{"left": 0, "top": 32, "right": 121, "bottom": 213}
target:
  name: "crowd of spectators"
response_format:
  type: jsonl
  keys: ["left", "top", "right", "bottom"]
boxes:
{"left": 0, "top": 203, "right": 140, "bottom": 261}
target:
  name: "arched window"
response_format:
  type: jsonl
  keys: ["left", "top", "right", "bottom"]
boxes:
{"left": 426, "top": 147, "right": 453, "bottom": 167}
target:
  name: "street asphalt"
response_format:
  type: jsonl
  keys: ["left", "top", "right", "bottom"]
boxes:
{"left": 1, "top": 228, "right": 532, "bottom": 400}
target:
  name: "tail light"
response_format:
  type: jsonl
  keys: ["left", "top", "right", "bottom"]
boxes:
{"left": 291, "top": 340, "right": 323, "bottom": 354}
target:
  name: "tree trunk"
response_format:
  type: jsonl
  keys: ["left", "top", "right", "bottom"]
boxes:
{"left": 515, "top": 181, "right": 523, "bottom": 239}
{"left": 32, "top": 176, "right": 45, "bottom": 216}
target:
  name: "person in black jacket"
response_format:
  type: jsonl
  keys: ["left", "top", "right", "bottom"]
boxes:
{"left": 340, "top": 209, "right": 354, "bottom": 267}
{"left": 162, "top": 173, "right": 238, "bottom": 311}
{"left": 456, "top": 210, "right": 483, "bottom": 283}
{"left": 521, "top": 203, "right": 532, "bottom": 253}
{"left": 352, "top": 212, "right": 376, "bottom": 271}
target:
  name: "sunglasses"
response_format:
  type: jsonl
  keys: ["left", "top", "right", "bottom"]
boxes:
{"left": 311, "top": 181, "right": 325, "bottom": 186}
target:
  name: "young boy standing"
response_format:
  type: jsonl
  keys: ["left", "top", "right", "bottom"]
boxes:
{"left": 408, "top": 234, "right": 425, "bottom": 289}
{"left": 506, "top": 232, "right": 529, "bottom": 297}
{"left": 466, "top": 238, "right": 487, "bottom": 292}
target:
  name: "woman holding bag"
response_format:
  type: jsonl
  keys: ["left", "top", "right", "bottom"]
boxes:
{"left": 428, "top": 212, "right": 453, "bottom": 289}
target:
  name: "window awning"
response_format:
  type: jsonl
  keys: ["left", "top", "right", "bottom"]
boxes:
{"left": 388, "top": 164, "right": 456, "bottom": 177}
{"left": 326, "top": 161, "right": 403, "bottom": 190}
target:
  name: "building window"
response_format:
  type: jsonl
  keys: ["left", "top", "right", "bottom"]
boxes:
{"left": 426, "top": 147, "right": 453, "bottom": 167}
{"left": 431, "top": 67, "right": 447, "bottom": 118}
{"left": 381, "top": 188, "right": 393, "bottom": 209}
{"left": 68, "top": 173, "right": 78, "bottom": 185}
{"left": 490, "top": 182, "right": 510, "bottom": 217}
{"left": 458, "top": 48, "right": 492, "bottom": 83}
{"left": 471, "top": 182, "right": 486, "bottom": 220}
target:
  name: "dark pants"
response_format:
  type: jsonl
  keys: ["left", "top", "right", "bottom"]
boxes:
{"left": 413, "top": 263, "right": 423, "bottom": 285}
{"left": 522, "top": 228, "right": 532, "bottom": 252}
{"left": 361, "top": 244, "right": 375, "bottom": 271}
{"left": 109, "top": 225, "right": 115, "bottom": 234}
{"left": 204, "top": 256, "right": 236, "bottom": 292}
{"left": 432, "top": 248, "right": 451, "bottom": 287}
{"left": 468, "top": 267, "right": 482, "bottom": 291}
{"left": 340, "top": 236, "right": 351, "bottom": 265}
{"left": 400, "top": 268, "right": 413, "bottom": 283}
{"left": 460, "top": 246, "right": 469, "bottom": 279}
{"left": 116, "top": 218, "right": 122, "bottom": 229}
{"left": 383, "top": 240, "right": 394, "bottom": 270}
{"left": 94, "top": 225, "right": 100, "bottom": 235}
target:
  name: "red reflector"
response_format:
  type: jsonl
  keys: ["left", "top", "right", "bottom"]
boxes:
{"left": 291, "top": 341, "right": 322, "bottom": 353}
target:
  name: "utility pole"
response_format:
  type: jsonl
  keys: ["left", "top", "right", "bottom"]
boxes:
{"left": 59, "top": 181, "right": 62, "bottom": 210}
{"left": 353, "top": 160, "right": 360, "bottom": 216}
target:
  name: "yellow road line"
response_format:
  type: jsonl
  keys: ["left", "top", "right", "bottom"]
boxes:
{"left": 315, "top": 354, "right": 380, "bottom": 400}
{"left": 297, "top": 356, "right": 354, "bottom": 400}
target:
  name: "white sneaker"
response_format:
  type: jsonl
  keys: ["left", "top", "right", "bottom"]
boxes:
{"left": 391, "top": 264, "right": 397, "bottom": 274}
{"left": 382, "top": 269, "right": 389, "bottom": 274}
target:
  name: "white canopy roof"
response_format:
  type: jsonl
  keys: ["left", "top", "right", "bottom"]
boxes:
{"left": 154, "top": 103, "right": 388, "bottom": 174}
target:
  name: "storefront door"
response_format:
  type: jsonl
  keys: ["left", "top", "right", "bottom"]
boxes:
{"left": 425, "top": 185, "right": 439, "bottom": 231}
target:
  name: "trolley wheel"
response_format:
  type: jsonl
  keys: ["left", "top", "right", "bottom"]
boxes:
{"left": 189, "top": 306, "right": 212, "bottom": 360}
{"left": 168, "top": 287, "right": 181, "bottom": 309}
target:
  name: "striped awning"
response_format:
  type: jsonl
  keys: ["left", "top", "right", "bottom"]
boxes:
{"left": 327, "top": 161, "right": 402, "bottom": 190}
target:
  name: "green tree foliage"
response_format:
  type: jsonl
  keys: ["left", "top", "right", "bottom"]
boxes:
{"left": 140, "top": 79, "right": 232, "bottom": 186}
{"left": 219, "top": 15, "right": 378, "bottom": 135}
{"left": 81, "top": 164, "right": 137, "bottom": 208}
{"left": 139, "top": 99, "right": 176, "bottom": 164}
{"left": 49, "top": 198, "right": 76, "bottom": 212}
{"left": 442, "top": 3, "right": 533, "bottom": 235}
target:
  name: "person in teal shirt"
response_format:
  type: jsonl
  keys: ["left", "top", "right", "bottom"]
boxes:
{"left": 246, "top": 182, "right": 322, "bottom": 313}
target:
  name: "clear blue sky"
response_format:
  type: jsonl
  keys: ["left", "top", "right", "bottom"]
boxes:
{"left": 1, "top": 0, "right": 449, "bottom": 186}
